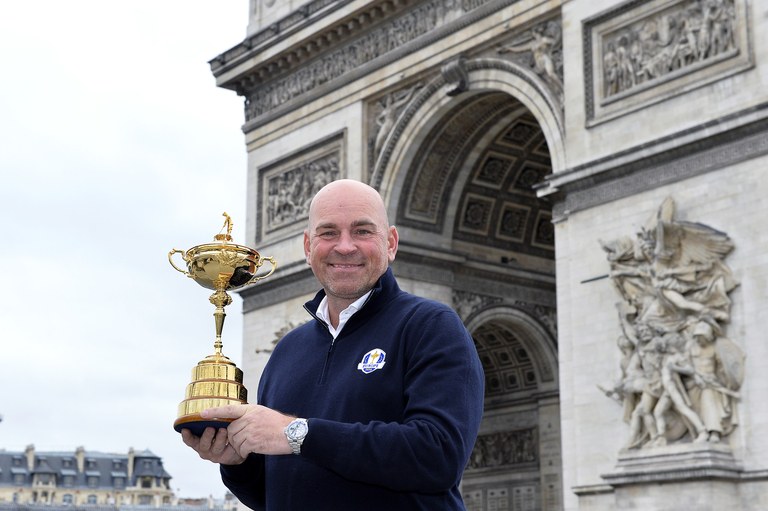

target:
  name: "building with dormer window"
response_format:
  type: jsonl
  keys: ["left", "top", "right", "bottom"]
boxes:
{"left": 0, "top": 445, "right": 173, "bottom": 506}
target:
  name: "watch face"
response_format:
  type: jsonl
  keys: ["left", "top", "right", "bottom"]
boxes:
{"left": 289, "top": 420, "right": 308, "bottom": 439}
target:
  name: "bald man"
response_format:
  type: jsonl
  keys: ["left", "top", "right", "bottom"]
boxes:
{"left": 182, "top": 179, "right": 484, "bottom": 510}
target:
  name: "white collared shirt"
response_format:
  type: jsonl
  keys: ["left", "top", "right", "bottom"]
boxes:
{"left": 315, "top": 290, "right": 372, "bottom": 339}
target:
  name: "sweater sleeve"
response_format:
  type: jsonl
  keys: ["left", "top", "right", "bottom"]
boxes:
{"left": 299, "top": 307, "right": 484, "bottom": 492}
{"left": 219, "top": 454, "right": 266, "bottom": 510}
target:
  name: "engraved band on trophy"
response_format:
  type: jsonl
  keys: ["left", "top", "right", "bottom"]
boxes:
{"left": 168, "top": 212, "right": 276, "bottom": 435}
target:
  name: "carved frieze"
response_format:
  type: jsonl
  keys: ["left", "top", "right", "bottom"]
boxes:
{"left": 467, "top": 427, "right": 539, "bottom": 470}
{"left": 584, "top": 0, "right": 752, "bottom": 124}
{"left": 599, "top": 197, "right": 742, "bottom": 450}
{"left": 243, "top": 0, "right": 469, "bottom": 121}
{"left": 235, "top": 0, "right": 532, "bottom": 127}
{"left": 256, "top": 132, "right": 344, "bottom": 241}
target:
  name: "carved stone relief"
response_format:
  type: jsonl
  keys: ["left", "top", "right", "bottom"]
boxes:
{"left": 603, "top": 0, "right": 738, "bottom": 98}
{"left": 237, "top": 0, "right": 546, "bottom": 126}
{"left": 599, "top": 197, "right": 743, "bottom": 450}
{"left": 243, "top": 0, "right": 475, "bottom": 122}
{"left": 367, "top": 82, "right": 425, "bottom": 169}
{"left": 453, "top": 290, "right": 504, "bottom": 323}
{"left": 467, "top": 427, "right": 539, "bottom": 469}
{"left": 257, "top": 132, "right": 344, "bottom": 241}
{"left": 496, "top": 20, "right": 564, "bottom": 105}
{"left": 584, "top": 0, "right": 752, "bottom": 123}
{"left": 455, "top": 289, "right": 557, "bottom": 341}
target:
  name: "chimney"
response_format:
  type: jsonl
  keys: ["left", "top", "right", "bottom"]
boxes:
{"left": 24, "top": 445, "right": 34, "bottom": 471}
{"left": 128, "top": 448, "right": 135, "bottom": 481}
{"left": 75, "top": 446, "right": 85, "bottom": 473}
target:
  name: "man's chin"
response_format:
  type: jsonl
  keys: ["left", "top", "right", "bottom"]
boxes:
{"left": 326, "top": 282, "right": 370, "bottom": 300}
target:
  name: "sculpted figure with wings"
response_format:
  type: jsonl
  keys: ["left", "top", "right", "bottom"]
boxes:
{"left": 599, "top": 198, "right": 742, "bottom": 449}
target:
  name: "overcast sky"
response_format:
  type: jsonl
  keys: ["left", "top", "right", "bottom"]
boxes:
{"left": 0, "top": 1, "right": 253, "bottom": 499}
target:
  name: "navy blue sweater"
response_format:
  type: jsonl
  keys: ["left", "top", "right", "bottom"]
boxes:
{"left": 221, "top": 268, "right": 484, "bottom": 510}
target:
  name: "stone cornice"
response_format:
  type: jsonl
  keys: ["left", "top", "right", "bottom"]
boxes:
{"left": 539, "top": 102, "right": 768, "bottom": 221}
{"left": 211, "top": 0, "right": 412, "bottom": 89}
{"left": 210, "top": 0, "right": 529, "bottom": 132}
{"left": 210, "top": 0, "right": 359, "bottom": 77}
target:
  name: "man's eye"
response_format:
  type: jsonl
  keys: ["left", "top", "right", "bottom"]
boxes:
{"left": 318, "top": 231, "right": 337, "bottom": 238}
{"left": 354, "top": 229, "right": 373, "bottom": 236}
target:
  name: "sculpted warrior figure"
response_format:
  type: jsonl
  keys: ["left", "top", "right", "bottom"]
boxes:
{"left": 686, "top": 320, "right": 744, "bottom": 442}
{"left": 600, "top": 198, "right": 742, "bottom": 449}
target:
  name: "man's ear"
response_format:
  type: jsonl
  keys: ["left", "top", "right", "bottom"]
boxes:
{"left": 387, "top": 225, "right": 399, "bottom": 262}
{"left": 303, "top": 230, "right": 311, "bottom": 264}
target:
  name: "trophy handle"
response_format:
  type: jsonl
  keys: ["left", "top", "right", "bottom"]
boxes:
{"left": 168, "top": 249, "right": 190, "bottom": 276}
{"left": 249, "top": 256, "right": 277, "bottom": 284}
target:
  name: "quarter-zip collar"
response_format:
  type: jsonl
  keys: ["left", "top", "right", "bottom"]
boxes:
{"left": 315, "top": 291, "right": 372, "bottom": 339}
{"left": 303, "top": 267, "right": 397, "bottom": 335}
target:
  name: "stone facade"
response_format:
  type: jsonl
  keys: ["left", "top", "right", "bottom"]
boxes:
{"left": 211, "top": 0, "right": 768, "bottom": 509}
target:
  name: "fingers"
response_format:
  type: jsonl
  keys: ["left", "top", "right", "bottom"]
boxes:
{"left": 180, "top": 427, "right": 222, "bottom": 459}
{"left": 226, "top": 406, "right": 295, "bottom": 456}
{"left": 180, "top": 426, "right": 248, "bottom": 466}
{"left": 201, "top": 404, "right": 249, "bottom": 420}
{"left": 180, "top": 428, "right": 200, "bottom": 449}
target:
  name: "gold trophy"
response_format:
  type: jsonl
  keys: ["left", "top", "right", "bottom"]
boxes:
{"left": 168, "top": 213, "right": 276, "bottom": 435}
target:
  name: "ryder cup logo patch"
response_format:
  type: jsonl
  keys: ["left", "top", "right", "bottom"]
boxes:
{"left": 357, "top": 348, "right": 386, "bottom": 374}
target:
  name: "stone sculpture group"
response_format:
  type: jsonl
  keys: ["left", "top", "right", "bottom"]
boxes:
{"left": 600, "top": 198, "right": 744, "bottom": 449}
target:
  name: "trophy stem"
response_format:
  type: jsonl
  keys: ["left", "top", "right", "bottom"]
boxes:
{"left": 210, "top": 289, "right": 233, "bottom": 356}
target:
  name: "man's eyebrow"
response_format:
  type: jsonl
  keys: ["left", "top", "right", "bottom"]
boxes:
{"left": 351, "top": 219, "right": 377, "bottom": 227}
{"left": 314, "top": 219, "right": 377, "bottom": 230}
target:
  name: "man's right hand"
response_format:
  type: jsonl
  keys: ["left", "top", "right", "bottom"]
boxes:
{"left": 181, "top": 427, "right": 247, "bottom": 465}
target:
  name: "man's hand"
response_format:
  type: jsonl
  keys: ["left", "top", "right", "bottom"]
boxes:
{"left": 203, "top": 404, "right": 296, "bottom": 459}
{"left": 181, "top": 427, "right": 246, "bottom": 466}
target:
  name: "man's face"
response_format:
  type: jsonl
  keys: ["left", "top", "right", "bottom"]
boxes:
{"left": 304, "top": 183, "right": 398, "bottom": 304}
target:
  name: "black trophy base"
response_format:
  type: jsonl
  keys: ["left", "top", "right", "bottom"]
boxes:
{"left": 174, "top": 414, "right": 233, "bottom": 436}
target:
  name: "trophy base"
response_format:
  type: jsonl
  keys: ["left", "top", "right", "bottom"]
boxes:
{"left": 173, "top": 414, "right": 234, "bottom": 436}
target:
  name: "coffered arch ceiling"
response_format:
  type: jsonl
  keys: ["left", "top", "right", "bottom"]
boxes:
{"left": 396, "top": 91, "right": 554, "bottom": 269}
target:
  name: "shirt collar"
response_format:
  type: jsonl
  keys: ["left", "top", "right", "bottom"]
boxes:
{"left": 316, "top": 290, "right": 372, "bottom": 339}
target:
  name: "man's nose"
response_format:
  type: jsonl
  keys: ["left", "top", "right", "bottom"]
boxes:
{"left": 334, "top": 231, "right": 357, "bottom": 254}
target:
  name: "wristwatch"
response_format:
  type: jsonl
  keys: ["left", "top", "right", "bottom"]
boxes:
{"left": 284, "top": 418, "right": 309, "bottom": 455}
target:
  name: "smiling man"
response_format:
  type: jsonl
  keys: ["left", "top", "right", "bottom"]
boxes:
{"left": 182, "top": 179, "right": 484, "bottom": 511}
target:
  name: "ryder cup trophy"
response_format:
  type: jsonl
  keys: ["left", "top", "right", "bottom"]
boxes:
{"left": 168, "top": 212, "right": 276, "bottom": 435}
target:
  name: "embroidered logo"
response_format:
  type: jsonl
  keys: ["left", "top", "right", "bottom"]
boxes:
{"left": 357, "top": 349, "right": 387, "bottom": 374}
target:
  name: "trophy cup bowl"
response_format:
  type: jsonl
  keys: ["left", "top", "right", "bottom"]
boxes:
{"left": 169, "top": 213, "right": 276, "bottom": 436}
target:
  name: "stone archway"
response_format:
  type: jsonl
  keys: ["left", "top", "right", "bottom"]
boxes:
{"left": 373, "top": 57, "right": 565, "bottom": 205}
{"left": 461, "top": 306, "right": 560, "bottom": 511}
{"left": 375, "top": 58, "right": 563, "bottom": 511}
